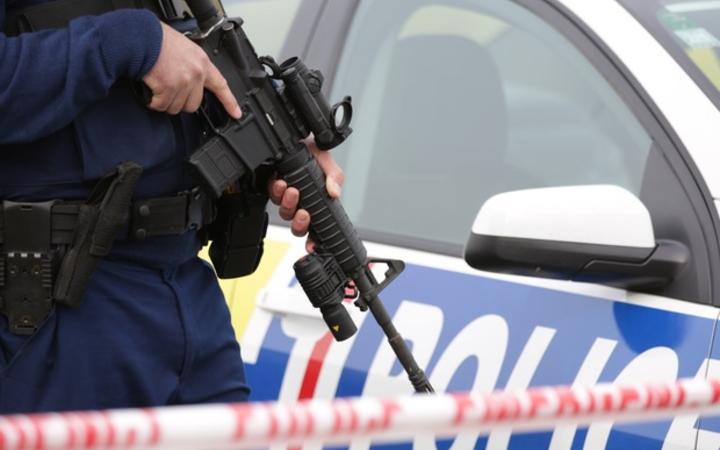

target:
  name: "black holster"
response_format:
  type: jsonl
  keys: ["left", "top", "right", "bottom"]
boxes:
{"left": 53, "top": 162, "right": 143, "bottom": 307}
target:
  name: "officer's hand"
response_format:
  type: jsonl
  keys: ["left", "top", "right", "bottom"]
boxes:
{"left": 270, "top": 136, "right": 344, "bottom": 245}
{"left": 142, "top": 22, "right": 242, "bottom": 118}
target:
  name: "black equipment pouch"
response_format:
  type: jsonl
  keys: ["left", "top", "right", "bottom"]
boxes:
{"left": 208, "top": 190, "right": 269, "bottom": 279}
{"left": 0, "top": 200, "right": 58, "bottom": 335}
{"left": 53, "top": 162, "right": 143, "bottom": 308}
{"left": 3, "top": 0, "right": 191, "bottom": 36}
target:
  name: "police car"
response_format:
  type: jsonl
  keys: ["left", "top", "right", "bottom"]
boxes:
{"left": 212, "top": 0, "right": 720, "bottom": 448}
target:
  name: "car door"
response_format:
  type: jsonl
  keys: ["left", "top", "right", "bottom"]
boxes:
{"left": 218, "top": 0, "right": 720, "bottom": 449}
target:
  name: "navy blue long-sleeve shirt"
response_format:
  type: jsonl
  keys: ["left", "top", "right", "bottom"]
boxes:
{"left": 0, "top": 2, "right": 252, "bottom": 410}
{"left": 0, "top": 0, "right": 197, "bottom": 200}
{"left": 0, "top": 0, "right": 222, "bottom": 366}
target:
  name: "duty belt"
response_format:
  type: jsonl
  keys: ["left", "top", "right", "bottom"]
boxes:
{"left": 0, "top": 161, "right": 215, "bottom": 337}
{"left": 0, "top": 189, "right": 214, "bottom": 245}
{"left": 4, "top": 0, "right": 193, "bottom": 36}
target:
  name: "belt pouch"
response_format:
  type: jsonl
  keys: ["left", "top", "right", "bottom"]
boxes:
{"left": 1, "top": 200, "right": 57, "bottom": 335}
{"left": 209, "top": 191, "right": 269, "bottom": 279}
{"left": 54, "top": 162, "right": 143, "bottom": 307}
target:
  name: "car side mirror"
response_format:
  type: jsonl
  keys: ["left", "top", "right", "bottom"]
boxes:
{"left": 464, "top": 185, "right": 689, "bottom": 290}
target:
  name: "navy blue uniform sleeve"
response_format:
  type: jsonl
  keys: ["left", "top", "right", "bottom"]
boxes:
{"left": 0, "top": 8, "right": 163, "bottom": 144}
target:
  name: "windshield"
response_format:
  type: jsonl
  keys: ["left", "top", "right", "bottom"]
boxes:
{"left": 619, "top": 0, "right": 720, "bottom": 109}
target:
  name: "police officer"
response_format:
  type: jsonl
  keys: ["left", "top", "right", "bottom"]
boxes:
{"left": 0, "top": 0, "right": 343, "bottom": 412}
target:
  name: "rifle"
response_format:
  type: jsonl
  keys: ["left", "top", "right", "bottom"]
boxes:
{"left": 185, "top": 0, "right": 434, "bottom": 394}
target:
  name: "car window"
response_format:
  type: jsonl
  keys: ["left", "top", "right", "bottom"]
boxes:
{"left": 330, "top": 0, "right": 653, "bottom": 252}
{"left": 223, "top": 0, "right": 301, "bottom": 56}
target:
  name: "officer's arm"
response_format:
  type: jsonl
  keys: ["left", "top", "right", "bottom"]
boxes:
{"left": 0, "top": 9, "right": 162, "bottom": 144}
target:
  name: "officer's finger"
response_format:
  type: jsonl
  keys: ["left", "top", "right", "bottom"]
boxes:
{"left": 148, "top": 88, "right": 174, "bottom": 112}
{"left": 291, "top": 209, "right": 310, "bottom": 237}
{"left": 314, "top": 150, "right": 344, "bottom": 198}
{"left": 168, "top": 85, "right": 193, "bottom": 115}
{"left": 305, "top": 238, "right": 315, "bottom": 253}
{"left": 205, "top": 64, "right": 242, "bottom": 119}
{"left": 305, "top": 135, "right": 344, "bottom": 198}
{"left": 269, "top": 178, "right": 287, "bottom": 205}
{"left": 278, "top": 187, "right": 299, "bottom": 221}
{"left": 184, "top": 82, "right": 205, "bottom": 113}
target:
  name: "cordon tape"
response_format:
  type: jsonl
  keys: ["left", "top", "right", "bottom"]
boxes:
{"left": 2, "top": 377, "right": 720, "bottom": 449}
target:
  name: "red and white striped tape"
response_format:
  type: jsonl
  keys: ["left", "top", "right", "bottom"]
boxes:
{"left": 2, "top": 377, "right": 720, "bottom": 450}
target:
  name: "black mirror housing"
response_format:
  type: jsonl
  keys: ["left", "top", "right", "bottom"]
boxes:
{"left": 465, "top": 234, "right": 688, "bottom": 290}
